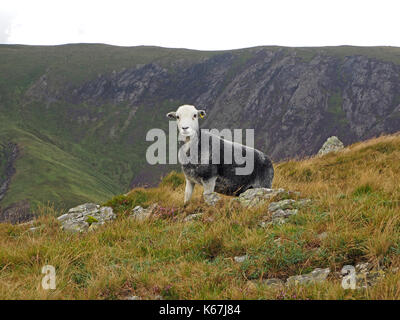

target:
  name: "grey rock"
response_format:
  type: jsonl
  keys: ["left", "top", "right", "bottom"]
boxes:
{"left": 263, "top": 278, "right": 285, "bottom": 287}
{"left": 57, "top": 213, "right": 69, "bottom": 222}
{"left": 61, "top": 219, "right": 90, "bottom": 233}
{"left": 296, "top": 199, "right": 312, "bottom": 207}
{"left": 234, "top": 255, "right": 248, "bottom": 263}
{"left": 268, "top": 199, "right": 296, "bottom": 212}
{"left": 130, "top": 204, "right": 159, "bottom": 221}
{"left": 67, "top": 203, "right": 100, "bottom": 215}
{"left": 260, "top": 217, "right": 287, "bottom": 227}
{"left": 268, "top": 199, "right": 311, "bottom": 213}
{"left": 272, "top": 209, "right": 298, "bottom": 219}
{"left": 341, "top": 263, "right": 384, "bottom": 289}
{"left": 59, "top": 203, "right": 115, "bottom": 233}
{"left": 184, "top": 213, "right": 204, "bottom": 222}
{"left": 125, "top": 296, "right": 141, "bottom": 300}
{"left": 204, "top": 192, "right": 221, "bottom": 206}
{"left": 28, "top": 226, "right": 43, "bottom": 232}
{"left": 130, "top": 206, "right": 149, "bottom": 221}
{"left": 318, "top": 136, "right": 344, "bottom": 156}
{"left": 286, "top": 268, "right": 330, "bottom": 286}
{"left": 237, "top": 188, "right": 285, "bottom": 208}
{"left": 356, "top": 270, "right": 385, "bottom": 288}
{"left": 355, "top": 262, "right": 372, "bottom": 273}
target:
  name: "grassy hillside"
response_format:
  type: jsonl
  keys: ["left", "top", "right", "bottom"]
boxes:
{"left": 0, "top": 133, "right": 399, "bottom": 299}
{"left": 0, "top": 115, "right": 121, "bottom": 209}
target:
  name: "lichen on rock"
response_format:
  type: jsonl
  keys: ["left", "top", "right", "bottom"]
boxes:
{"left": 318, "top": 136, "right": 344, "bottom": 156}
{"left": 58, "top": 203, "right": 115, "bottom": 233}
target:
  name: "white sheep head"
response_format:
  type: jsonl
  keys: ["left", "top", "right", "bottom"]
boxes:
{"left": 166, "top": 104, "right": 206, "bottom": 138}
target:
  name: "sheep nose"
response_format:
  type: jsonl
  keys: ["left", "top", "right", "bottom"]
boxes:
{"left": 182, "top": 126, "right": 189, "bottom": 130}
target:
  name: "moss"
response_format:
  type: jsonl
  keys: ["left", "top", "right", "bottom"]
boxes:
{"left": 86, "top": 215, "right": 98, "bottom": 225}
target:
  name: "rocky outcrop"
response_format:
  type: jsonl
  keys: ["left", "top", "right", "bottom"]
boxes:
{"left": 204, "top": 192, "right": 221, "bottom": 206}
{"left": 0, "top": 142, "right": 19, "bottom": 203}
{"left": 340, "top": 262, "right": 386, "bottom": 289}
{"left": 236, "top": 188, "right": 287, "bottom": 207}
{"left": 318, "top": 136, "right": 344, "bottom": 156}
{"left": 130, "top": 204, "right": 158, "bottom": 221}
{"left": 0, "top": 199, "right": 32, "bottom": 224}
{"left": 235, "top": 187, "right": 311, "bottom": 226}
{"left": 58, "top": 203, "right": 115, "bottom": 233}
{"left": 184, "top": 213, "right": 203, "bottom": 222}
{"left": 260, "top": 198, "right": 312, "bottom": 226}
{"left": 286, "top": 268, "right": 331, "bottom": 286}
{"left": 234, "top": 255, "right": 248, "bottom": 263}
{"left": 0, "top": 143, "right": 32, "bottom": 224}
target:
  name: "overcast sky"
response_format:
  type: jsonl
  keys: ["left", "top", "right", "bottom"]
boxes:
{"left": 1, "top": 0, "right": 399, "bottom": 50}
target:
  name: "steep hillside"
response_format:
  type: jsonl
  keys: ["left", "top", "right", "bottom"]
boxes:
{"left": 1, "top": 44, "right": 400, "bottom": 214}
{"left": 0, "top": 116, "right": 121, "bottom": 219}
{"left": 0, "top": 133, "right": 399, "bottom": 299}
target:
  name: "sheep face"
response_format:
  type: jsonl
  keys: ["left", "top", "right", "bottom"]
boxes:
{"left": 166, "top": 105, "right": 206, "bottom": 138}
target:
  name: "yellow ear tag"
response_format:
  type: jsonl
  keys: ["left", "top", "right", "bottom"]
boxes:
{"left": 199, "top": 113, "right": 204, "bottom": 119}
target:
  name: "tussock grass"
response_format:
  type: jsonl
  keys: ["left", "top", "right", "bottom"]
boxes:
{"left": 1, "top": 133, "right": 400, "bottom": 299}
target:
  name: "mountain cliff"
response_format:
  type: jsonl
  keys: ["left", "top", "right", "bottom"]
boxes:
{"left": 0, "top": 44, "right": 400, "bottom": 215}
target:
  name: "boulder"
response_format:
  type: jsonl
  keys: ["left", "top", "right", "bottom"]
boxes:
{"left": 341, "top": 263, "right": 385, "bottom": 289}
{"left": 184, "top": 213, "right": 204, "bottom": 222}
{"left": 234, "top": 255, "right": 248, "bottom": 263}
{"left": 237, "top": 188, "right": 286, "bottom": 207}
{"left": 204, "top": 192, "right": 221, "bottom": 206}
{"left": 263, "top": 278, "right": 285, "bottom": 288}
{"left": 286, "top": 268, "right": 330, "bottom": 286}
{"left": 260, "top": 198, "right": 311, "bottom": 225}
{"left": 268, "top": 199, "right": 296, "bottom": 212}
{"left": 318, "top": 136, "right": 344, "bottom": 156}
{"left": 58, "top": 203, "right": 115, "bottom": 233}
{"left": 272, "top": 209, "right": 298, "bottom": 219}
{"left": 130, "top": 203, "right": 158, "bottom": 221}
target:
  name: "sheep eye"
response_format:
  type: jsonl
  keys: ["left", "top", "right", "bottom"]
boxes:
{"left": 176, "top": 116, "right": 180, "bottom": 119}
{"left": 193, "top": 114, "right": 197, "bottom": 118}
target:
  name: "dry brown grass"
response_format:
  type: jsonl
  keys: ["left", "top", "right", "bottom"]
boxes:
{"left": 1, "top": 133, "right": 400, "bottom": 299}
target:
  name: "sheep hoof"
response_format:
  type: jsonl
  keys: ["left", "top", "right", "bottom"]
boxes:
{"left": 204, "top": 192, "right": 221, "bottom": 206}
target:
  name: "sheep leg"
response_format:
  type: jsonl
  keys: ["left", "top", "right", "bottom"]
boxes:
{"left": 202, "top": 176, "right": 220, "bottom": 206}
{"left": 202, "top": 176, "right": 217, "bottom": 195}
{"left": 184, "top": 179, "right": 195, "bottom": 204}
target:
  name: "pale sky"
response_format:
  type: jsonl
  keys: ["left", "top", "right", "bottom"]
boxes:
{"left": 1, "top": 0, "right": 399, "bottom": 50}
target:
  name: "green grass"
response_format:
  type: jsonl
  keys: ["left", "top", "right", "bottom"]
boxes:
{"left": 0, "top": 117, "right": 121, "bottom": 211}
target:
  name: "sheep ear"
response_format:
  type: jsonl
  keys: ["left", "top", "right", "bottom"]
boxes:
{"left": 197, "top": 110, "right": 206, "bottom": 119}
{"left": 166, "top": 112, "right": 177, "bottom": 119}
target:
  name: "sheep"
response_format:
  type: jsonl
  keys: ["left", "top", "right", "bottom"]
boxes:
{"left": 166, "top": 104, "right": 274, "bottom": 204}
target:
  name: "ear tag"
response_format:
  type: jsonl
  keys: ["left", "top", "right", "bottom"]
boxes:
{"left": 199, "top": 113, "right": 204, "bottom": 119}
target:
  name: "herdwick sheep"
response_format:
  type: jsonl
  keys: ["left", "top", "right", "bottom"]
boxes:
{"left": 166, "top": 105, "right": 274, "bottom": 204}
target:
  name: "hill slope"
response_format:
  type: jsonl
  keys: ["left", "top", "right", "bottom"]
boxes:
{"left": 1, "top": 44, "right": 400, "bottom": 215}
{"left": 1, "top": 133, "right": 399, "bottom": 299}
